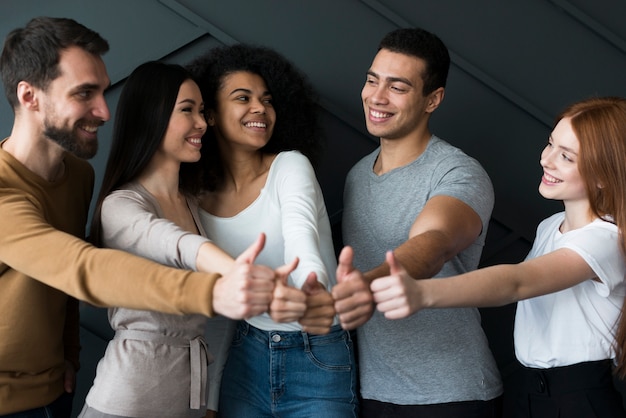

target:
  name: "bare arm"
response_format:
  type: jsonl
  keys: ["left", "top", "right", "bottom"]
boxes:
{"left": 373, "top": 248, "right": 595, "bottom": 319}
{"left": 195, "top": 242, "right": 236, "bottom": 275}
{"left": 364, "top": 195, "right": 483, "bottom": 282}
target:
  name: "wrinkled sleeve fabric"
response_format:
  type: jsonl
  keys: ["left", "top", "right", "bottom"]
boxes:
{"left": 0, "top": 189, "right": 219, "bottom": 317}
{"left": 100, "top": 187, "right": 209, "bottom": 270}
{"left": 273, "top": 152, "right": 335, "bottom": 289}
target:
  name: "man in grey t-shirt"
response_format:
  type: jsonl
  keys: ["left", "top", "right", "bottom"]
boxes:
{"left": 333, "top": 27, "right": 502, "bottom": 417}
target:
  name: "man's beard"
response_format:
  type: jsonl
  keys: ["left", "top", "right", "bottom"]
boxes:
{"left": 43, "top": 121, "right": 98, "bottom": 159}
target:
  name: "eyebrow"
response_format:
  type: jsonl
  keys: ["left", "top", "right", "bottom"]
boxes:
{"left": 70, "top": 82, "right": 111, "bottom": 93}
{"left": 366, "top": 70, "right": 413, "bottom": 87}
{"left": 177, "top": 98, "right": 199, "bottom": 106}
{"left": 228, "top": 88, "right": 271, "bottom": 96}
{"left": 549, "top": 135, "right": 579, "bottom": 155}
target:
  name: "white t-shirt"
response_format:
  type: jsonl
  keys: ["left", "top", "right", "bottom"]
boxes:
{"left": 514, "top": 212, "right": 626, "bottom": 368}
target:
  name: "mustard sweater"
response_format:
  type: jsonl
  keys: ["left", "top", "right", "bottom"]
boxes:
{"left": 0, "top": 142, "right": 220, "bottom": 414}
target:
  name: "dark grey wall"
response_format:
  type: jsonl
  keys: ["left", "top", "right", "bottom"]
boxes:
{"left": 3, "top": 0, "right": 625, "bottom": 252}
{"left": 2, "top": 1, "right": 626, "bottom": 414}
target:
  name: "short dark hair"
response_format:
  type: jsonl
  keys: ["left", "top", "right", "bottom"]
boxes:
{"left": 90, "top": 61, "right": 193, "bottom": 246}
{"left": 0, "top": 16, "right": 109, "bottom": 110}
{"left": 378, "top": 28, "right": 450, "bottom": 95}
{"left": 186, "top": 43, "right": 322, "bottom": 191}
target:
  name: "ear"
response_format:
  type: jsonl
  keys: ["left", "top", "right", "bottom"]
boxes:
{"left": 206, "top": 109, "right": 216, "bottom": 126}
{"left": 16, "top": 81, "right": 40, "bottom": 111}
{"left": 425, "top": 87, "right": 445, "bottom": 114}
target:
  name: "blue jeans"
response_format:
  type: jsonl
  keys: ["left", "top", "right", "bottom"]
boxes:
{"left": 219, "top": 322, "right": 358, "bottom": 417}
{"left": 0, "top": 392, "right": 73, "bottom": 418}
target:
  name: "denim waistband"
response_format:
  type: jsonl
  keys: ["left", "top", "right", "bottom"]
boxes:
{"left": 239, "top": 321, "right": 351, "bottom": 349}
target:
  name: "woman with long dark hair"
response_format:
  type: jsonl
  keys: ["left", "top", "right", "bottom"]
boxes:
{"left": 79, "top": 61, "right": 291, "bottom": 418}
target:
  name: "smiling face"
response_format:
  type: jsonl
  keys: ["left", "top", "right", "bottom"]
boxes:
{"left": 157, "top": 79, "right": 207, "bottom": 164}
{"left": 39, "top": 46, "right": 111, "bottom": 159}
{"left": 208, "top": 71, "right": 276, "bottom": 152}
{"left": 361, "top": 49, "right": 440, "bottom": 142}
{"left": 539, "top": 117, "right": 588, "bottom": 206}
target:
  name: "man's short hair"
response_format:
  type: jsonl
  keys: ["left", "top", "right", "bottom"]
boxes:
{"left": 378, "top": 27, "right": 450, "bottom": 96}
{"left": 0, "top": 16, "right": 109, "bottom": 110}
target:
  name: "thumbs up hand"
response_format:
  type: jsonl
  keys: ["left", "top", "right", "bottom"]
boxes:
{"left": 298, "top": 273, "right": 335, "bottom": 335}
{"left": 331, "top": 246, "right": 374, "bottom": 330}
{"left": 212, "top": 233, "right": 276, "bottom": 319}
{"left": 268, "top": 257, "right": 308, "bottom": 323}
{"left": 370, "top": 251, "right": 421, "bottom": 319}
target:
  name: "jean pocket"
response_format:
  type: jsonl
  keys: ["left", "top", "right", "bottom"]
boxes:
{"left": 306, "top": 334, "right": 354, "bottom": 372}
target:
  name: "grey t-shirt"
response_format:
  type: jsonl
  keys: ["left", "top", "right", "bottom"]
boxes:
{"left": 343, "top": 135, "right": 502, "bottom": 405}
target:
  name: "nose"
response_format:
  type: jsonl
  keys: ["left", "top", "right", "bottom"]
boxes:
{"left": 540, "top": 145, "right": 554, "bottom": 168}
{"left": 250, "top": 97, "right": 267, "bottom": 114}
{"left": 363, "top": 83, "right": 388, "bottom": 106}
{"left": 195, "top": 111, "right": 207, "bottom": 131}
{"left": 93, "top": 94, "right": 110, "bottom": 122}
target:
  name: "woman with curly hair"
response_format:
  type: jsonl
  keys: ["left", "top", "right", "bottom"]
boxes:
{"left": 187, "top": 44, "right": 358, "bottom": 417}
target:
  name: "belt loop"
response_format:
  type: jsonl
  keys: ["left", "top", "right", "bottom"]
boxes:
{"left": 189, "top": 336, "right": 210, "bottom": 409}
{"left": 240, "top": 320, "right": 250, "bottom": 336}
{"left": 301, "top": 330, "right": 311, "bottom": 352}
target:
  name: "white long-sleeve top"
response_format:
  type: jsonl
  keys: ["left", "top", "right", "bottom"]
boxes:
{"left": 199, "top": 151, "right": 338, "bottom": 331}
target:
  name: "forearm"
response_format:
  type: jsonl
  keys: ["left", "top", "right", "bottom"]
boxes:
{"left": 3, "top": 228, "right": 220, "bottom": 316}
{"left": 421, "top": 264, "right": 522, "bottom": 309}
{"left": 276, "top": 151, "right": 334, "bottom": 289}
{"left": 365, "top": 230, "right": 449, "bottom": 283}
{"left": 69, "top": 246, "right": 221, "bottom": 316}
{"left": 196, "top": 242, "right": 235, "bottom": 275}
{"left": 0, "top": 191, "right": 221, "bottom": 317}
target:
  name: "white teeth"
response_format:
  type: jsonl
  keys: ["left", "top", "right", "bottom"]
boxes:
{"left": 81, "top": 125, "right": 98, "bottom": 133}
{"left": 370, "top": 110, "right": 391, "bottom": 119}
{"left": 544, "top": 173, "right": 561, "bottom": 183}
{"left": 245, "top": 121, "right": 267, "bottom": 128}
{"left": 187, "top": 138, "right": 201, "bottom": 144}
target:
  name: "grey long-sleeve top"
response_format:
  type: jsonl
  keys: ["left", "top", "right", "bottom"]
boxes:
{"left": 83, "top": 182, "right": 213, "bottom": 418}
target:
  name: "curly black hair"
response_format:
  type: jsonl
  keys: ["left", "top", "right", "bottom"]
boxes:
{"left": 186, "top": 43, "right": 323, "bottom": 191}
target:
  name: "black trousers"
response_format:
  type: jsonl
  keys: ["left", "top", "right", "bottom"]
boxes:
{"left": 503, "top": 359, "right": 626, "bottom": 418}
{"left": 0, "top": 392, "right": 73, "bottom": 418}
{"left": 360, "top": 397, "right": 502, "bottom": 418}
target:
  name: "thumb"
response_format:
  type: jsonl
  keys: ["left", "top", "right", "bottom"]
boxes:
{"left": 64, "top": 373, "right": 73, "bottom": 393}
{"left": 275, "top": 257, "right": 299, "bottom": 285}
{"left": 301, "top": 272, "right": 320, "bottom": 294}
{"left": 386, "top": 250, "right": 403, "bottom": 275}
{"left": 236, "top": 233, "right": 266, "bottom": 264}
{"left": 336, "top": 246, "right": 355, "bottom": 283}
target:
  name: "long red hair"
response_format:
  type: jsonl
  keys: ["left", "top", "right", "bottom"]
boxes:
{"left": 560, "top": 97, "right": 626, "bottom": 375}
